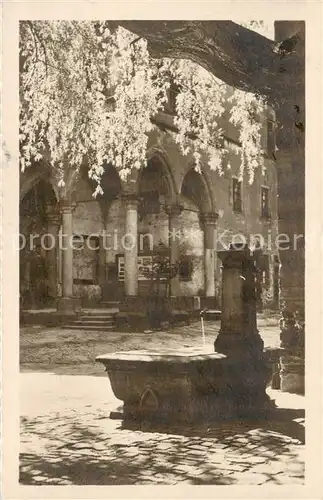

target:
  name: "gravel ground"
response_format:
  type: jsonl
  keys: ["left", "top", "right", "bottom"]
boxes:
{"left": 20, "top": 315, "right": 281, "bottom": 373}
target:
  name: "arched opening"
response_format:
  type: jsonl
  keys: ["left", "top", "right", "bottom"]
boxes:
{"left": 20, "top": 179, "right": 58, "bottom": 309}
{"left": 100, "top": 164, "right": 122, "bottom": 201}
{"left": 63, "top": 164, "right": 123, "bottom": 307}
{"left": 132, "top": 155, "right": 177, "bottom": 297}
{"left": 179, "top": 168, "right": 216, "bottom": 297}
{"left": 181, "top": 168, "right": 214, "bottom": 213}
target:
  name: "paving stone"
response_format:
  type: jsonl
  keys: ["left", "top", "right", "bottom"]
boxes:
{"left": 187, "top": 445, "right": 208, "bottom": 452}
{"left": 270, "top": 473, "right": 304, "bottom": 485}
{"left": 173, "top": 464, "right": 201, "bottom": 475}
{"left": 155, "top": 443, "right": 173, "bottom": 451}
{"left": 208, "top": 462, "right": 247, "bottom": 473}
{"left": 32, "top": 476, "right": 46, "bottom": 482}
{"left": 229, "top": 472, "right": 270, "bottom": 485}
{"left": 249, "top": 462, "right": 286, "bottom": 475}
{"left": 285, "top": 462, "right": 305, "bottom": 476}
{"left": 236, "top": 455, "right": 268, "bottom": 464}
{"left": 20, "top": 346, "right": 305, "bottom": 487}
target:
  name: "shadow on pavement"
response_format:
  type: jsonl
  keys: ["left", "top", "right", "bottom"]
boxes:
{"left": 20, "top": 406, "right": 304, "bottom": 485}
{"left": 121, "top": 407, "right": 305, "bottom": 444}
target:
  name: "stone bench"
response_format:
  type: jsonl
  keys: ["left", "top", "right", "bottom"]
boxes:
{"left": 203, "top": 309, "right": 222, "bottom": 321}
{"left": 169, "top": 310, "right": 190, "bottom": 326}
{"left": 115, "top": 311, "right": 148, "bottom": 331}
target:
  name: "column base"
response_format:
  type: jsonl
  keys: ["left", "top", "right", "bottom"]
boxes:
{"left": 279, "top": 353, "right": 305, "bottom": 394}
{"left": 56, "top": 296, "right": 81, "bottom": 314}
{"left": 170, "top": 277, "right": 181, "bottom": 297}
{"left": 213, "top": 332, "right": 273, "bottom": 415}
{"left": 214, "top": 330, "right": 264, "bottom": 355}
{"left": 119, "top": 391, "right": 274, "bottom": 424}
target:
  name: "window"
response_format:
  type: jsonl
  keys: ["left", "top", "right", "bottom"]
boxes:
{"left": 254, "top": 253, "right": 270, "bottom": 289}
{"left": 261, "top": 186, "right": 270, "bottom": 218}
{"left": 163, "top": 83, "right": 181, "bottom": 114}
{"left": 117, "top": 256, "right": 125, "bottom": 281}
{"left": 178, "top": 256, "right": 193, "bottom": 281}
{"left": 267, "top": 120, "right": 276, "bottom": 158}
{"left": 117, "top": 255, "right": 154, "bottom": 281}
{"left": 139, "top": 191, "right": 160, "bottom": 219}
{"left": 232, "top": 178, "right": 242, "bottom": 213}
{"left": 261, "top": 255, "right": 270, "bottom": 287}
{"left": 72, "top": 235, "right": 99, "bottom": 284}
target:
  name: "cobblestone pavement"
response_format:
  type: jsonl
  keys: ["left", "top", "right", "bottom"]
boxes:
{"left": 20, "top": 370, "right": 305, "bottom": 486}
{"left": 20, "top": 315, "right": 305, "bottom": 485}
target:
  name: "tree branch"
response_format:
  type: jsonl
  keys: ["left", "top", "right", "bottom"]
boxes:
{"left": 109, "top": 21, "right": 304, "bottom": 109}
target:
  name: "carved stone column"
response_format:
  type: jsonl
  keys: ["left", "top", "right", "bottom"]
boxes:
{"left": 274, "top": 22, "right": 305, "bottom": 395}
{"left": 200, "top": 212, "right": 218, "bottom": 298}
{"left": 165, "top": 204, "right": 183, "bottom": 296}
{"left": 98, "top": 233, "right": 107, "bottom": 289}
{"left": 56, "top": 201, "right": 80, "bottom": 313}
{"left": 214, "top": 244, "right": 272, "bottom": 414}
{"left": 122, "top": 195, "right": 139, "bottom": 296}
{"left": 276, "top": 150, "right": 305, "bottom": 394}
{"left": 45, "top": 204, "right": 61, "bottom": 303}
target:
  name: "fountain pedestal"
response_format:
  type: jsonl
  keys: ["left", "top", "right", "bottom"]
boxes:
{"left": 96, "top": 244, "right": 273, "bottom": 423}
{"left": 214, "top": 244, "right": 273, "bottom": 414}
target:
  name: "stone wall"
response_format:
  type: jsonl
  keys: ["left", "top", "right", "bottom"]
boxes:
{"left": 20, "top": 100, "right": 279, "bottom": 307}
{"left": 177, "top": 197, "right": 204, "bottom": 296}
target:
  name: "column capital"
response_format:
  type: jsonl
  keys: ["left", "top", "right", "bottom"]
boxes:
{"left": 47, "top": 213, "right": 62, "bottom": 227}
{"left": 200, "top": 212, "right": 219, "bottom": 226}
{"left": 45, "top": 202, "right": 61, "bottom": 226}
{"left": 59, "top": 200, "right": 77, "bottom": 214}
{"left": 121, "top": 194, "right": 140, "bottom": 210}
{"left": 218, "top": 244, "right": 252, "bottom": 269}
{"left": 164, "top": 204, "right": 183, "bottom": 218}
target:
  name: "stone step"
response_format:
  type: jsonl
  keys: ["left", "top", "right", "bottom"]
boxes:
{"left": 80, "top": 309, "right": 119, "bottom": 316}
{"left": 79, "top": 315, "right": 115, "bottom": 321}
{"left": 203, "top": 309, "right": 222, "bottom": 320}
{"left": 63, "top": 324, "right": 114, "bottom": 331}
{"left": 99, "top": 301, "right": 120, "bottom": 309}
{"left": 72, "top": 319, "right": 114, "bottom": 326}
{"left": 63, "top": 308, "right": 117, "bottom": 330}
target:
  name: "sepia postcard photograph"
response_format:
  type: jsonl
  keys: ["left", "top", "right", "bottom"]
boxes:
{"left": 1, "top": 1, "right": 323, "bottom": 499}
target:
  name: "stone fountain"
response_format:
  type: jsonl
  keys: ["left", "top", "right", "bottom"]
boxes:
{"left": 96, "top": 244, "right": 273, "bottom": 423}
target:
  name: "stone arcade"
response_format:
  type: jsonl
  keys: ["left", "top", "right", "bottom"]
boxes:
{"left": 20, "top": 99, "right": 279, "bottom": 319}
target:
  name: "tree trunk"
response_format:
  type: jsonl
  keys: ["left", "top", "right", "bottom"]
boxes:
{"left": 114, "top": 20, "right": 305, "bottom": 393}
{"left": 113, "top": 21, "right": 304, "bottom": 110}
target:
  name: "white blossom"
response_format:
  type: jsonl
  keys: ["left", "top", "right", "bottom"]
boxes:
{"left": 20, "top": 21, "right": 267, "bottom": 194}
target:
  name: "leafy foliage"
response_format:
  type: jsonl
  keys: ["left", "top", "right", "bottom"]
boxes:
{"left": 20, "top": 21, "right": 267, "bottom": 195}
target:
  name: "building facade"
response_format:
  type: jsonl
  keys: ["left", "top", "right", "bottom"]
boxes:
{"left": 20, "top": 92, "right": 279, "bottom": 312}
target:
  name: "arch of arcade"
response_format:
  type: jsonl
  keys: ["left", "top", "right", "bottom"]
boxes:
{"left": 20, "top": 117, "right": 279, "bottom": 315}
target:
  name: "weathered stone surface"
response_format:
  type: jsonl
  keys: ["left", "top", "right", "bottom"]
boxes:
{"left": 97, "top": 347, "right": 231, "bottom": 423}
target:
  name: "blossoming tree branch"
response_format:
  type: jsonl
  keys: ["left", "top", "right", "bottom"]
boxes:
{"left": 19, "top": 20, "right": 281, "bottom": 194}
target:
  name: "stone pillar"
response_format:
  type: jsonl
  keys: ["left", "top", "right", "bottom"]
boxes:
{"left": 276, "top": 151, "right": 305, "bottom": 394}
{"left": 98, "top": 233, "right": 107, "bottom": 289}
{"left": 123, "top": 195, "right": 139, "bottom": 296}
{"left": 201, "top": 213, "right": 218, "bottom": 297}
{"left": 214, "top": 244, "right": 263, "bottom": 352}
{"left": 45, "top": 205, "right": 61, "bottom": 303}
{"left": 214, "top": 244, "right": 272, "bottom": 414}
{"left": 273, "top": 22, "right": 305, "bottom": 395}
{"left": 57, "top": 201, "right": 80, "bottom": 313}
{"left": 165, "top": 204, "right": 183, "bottom": 296}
